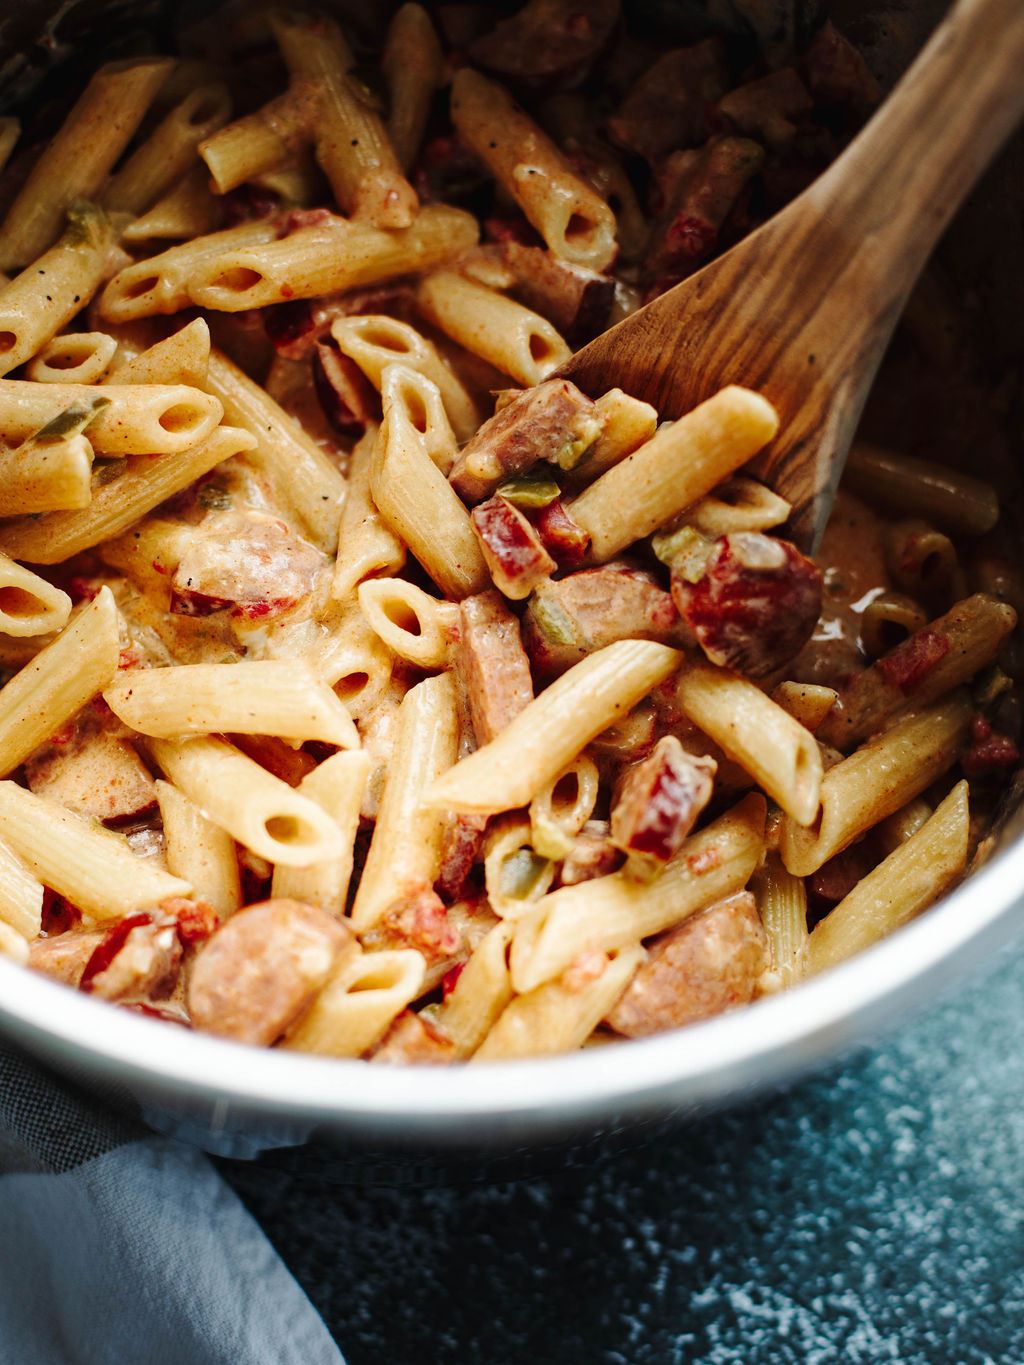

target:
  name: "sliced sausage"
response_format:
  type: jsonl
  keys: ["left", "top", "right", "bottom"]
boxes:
{"left": 187, "top": 898, "right": 353, "bottom": 1044}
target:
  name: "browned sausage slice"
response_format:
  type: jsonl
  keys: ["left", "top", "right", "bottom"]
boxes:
{"left": 187, "top": 899, "right": 353, "bottom": 1044}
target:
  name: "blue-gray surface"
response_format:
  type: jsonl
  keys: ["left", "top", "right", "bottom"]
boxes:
{"left": 219, "top": 937, "right": 1024, "bottom": 1365}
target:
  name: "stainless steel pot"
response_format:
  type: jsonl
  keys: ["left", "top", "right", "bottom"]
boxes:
{"left": 0, "top": 0, "right": 1021, "bottom": 1158}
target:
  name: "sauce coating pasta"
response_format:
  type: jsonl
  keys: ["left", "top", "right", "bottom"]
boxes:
{"left": 0, "top": 2, "right": 1017, "bottom": 1063}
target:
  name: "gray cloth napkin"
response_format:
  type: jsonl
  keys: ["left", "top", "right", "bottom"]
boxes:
{"left": 0, "top": 1047, "right": 344, "bottom": 1365}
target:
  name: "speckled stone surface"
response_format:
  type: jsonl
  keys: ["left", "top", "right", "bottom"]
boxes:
{"left": 219, "top": 937, "right": 1024, "bottom": 1365}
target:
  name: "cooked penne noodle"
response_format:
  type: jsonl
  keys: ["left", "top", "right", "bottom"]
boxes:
{"left": 349, "top": 672, "right": 459, "bottom": 932}
{"left": 0, "top": 58, "right": 174, "bottom": 271}
{"left": 0, "top": 427, "right": 95, "bottom": 516}
{"left": 380, "top": 363, "right": 459, "bottom": 476}
{"left": 100, "top": 220, "right": 280, "bottom": 322}
{"left": 565, "top": 388, "right": 658, "bottom": 488}
{"left": 508, "top": 794, "right": 765, "bottom": 993}
{"left": 415, "top": 270, "right": 571, "bottom": 387}
{"left": 528, "top": 754, "right": 600, "bottom": 860}
{"left": 675, "top": 661, "right": 823, "bottom": 825}
{"left": 473, "top": 944, "right": 644, "bottom": 1062}
{"left": 104, "top": 81, "right": 232, "bottom": 216}
{"left": 190, "top": 205, "right": 478, "bottom": 312}
{"left": 357, "top": 578, "right": 457, "bottom": 670}
{"left": 567, "top": 387, "right": 780, "bottom": 562}
{"left": 432, "top": 919, "right": 515, "bottom": 1059}
{"left": 105, "top": 660, "right": 359, "bottom": 747}
{"left": 857, "top": 591, "right": 928, "bottom": 658}
{"left": 818, "top": 594, "right": 1017, "bottom": 748}
{"left": 307, "top": 602, "right": 395, "bottom": 723}
{"left": 148, "top": 734, "right": 345, "bottom": 867}
{"left": 370, "top": 405, "right": 491, "bottom": 601}
{"left": 687, "top": 477, "right": 792, "bottom": 538}
{"left": 205, "top": 348, "right": 345, "bottom": 555}
{"left": 121, "top": 165, "right": 221, "bottom": 243}
{"left": 0, "top": 424, "right": 255, "bottom": 564}
{"left": 272, "top": 10, "right": 418, "bottom": 229}
{"left": 0, "top": 780, "right": 191, "bottom": 923}
{"left": 0, "top": 834, "right": 45, "bottom": 941}
{"left": 751, "top": 854, "right": 808, "bottom": 990}
{"left": 25, "top": 332, "right": 119, "bottom": 386}
{"left": 0, "top": 379, "right": 222, "bottom": 454}
{"left": 451, "top": 68, "right": 617, "bottom": 272}
{"left": 331, "top": 314, "right": 479, "bottom": 444}
{"left": 155, "top": 779, "right": 242, "bottom": 923}
{"left": 770, "top": 681, "right": 839, "bottom": 733}
{"left": 484, "top": 815, "right": 556, "bottom": 918}
{"left": 199, "top": 84, "right": 317, "bottom": 194}
{"left": 0, "top": 554, "right": 72, "bottom": 636}
{"left": 110, "top": 317, "right": 211, "bottom": 388}
{"left": 804, "top": 780, "right": 970, "bottom": 976}
{"left": 330, "top": 423, "right": 406, "bottom": 602}
{"left": 383, "top": 4, "right": 444, "bottom": 171}
{"left": 271, "top": 749, "right": 370, "bottom": 912}
{"left": 0, "top": 587, "right": 118, "bottom": 777}
{"left": 283, "top": 947, "right": 425, "bottom": 1058}
{"left": 876, "top": 795, "right": 934, "bottom": 855}
{"left": 780, "top": 692, "right": 973, "bottom": 877}
{"left": 884, "top": 518, "right": 959, "bottom": 597}
{"left": 424, "top": 640, "right": 683, "bottom": 816}
{"left": 0, "top": 207, "right": 114, "bottom": 378}
{"left": 844, "top": 441, "right": 1000, "bottom": 537}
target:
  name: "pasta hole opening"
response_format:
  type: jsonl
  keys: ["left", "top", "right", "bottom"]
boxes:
{"left": 878, "top": 620, "right": 912, "bottom": 653}
{"left": 45, "top": 345, "right": 94, "bottom": 370}
{"left": 528, "top": 332, "right": 554, "bottom": 364}
{"left": 0, "top": 332, "right": 16, "bottom": 354}
{"left": 564, "top": 212, "right": 597, "bottom": 247}
{"left": 0, "top": 586, "right": 46, "bottom": 619}
{"left": 551, "top": 771, "right": 581, "bottom": 813}
{"left": 212, "top": 267, "right": 264, "bottom": 294}
{"left": 264, "top": 814, "right": 319, "bottom": 846}
{"left": 189, "top": 95, "right": 225, "bottom": 125}
{"left": 919, "top": 550, "right": 950, "bottom": 585}
{"left": 365, "top": 325, "right": 412, "bottom": 353}
{"left": 403, "top": 389, "right": 428, "bottom": 433}
{"left": 334, "top": 671, "right": 370, "bottom": 703}
{"left": 159, "top": 403, "right": 206, "bottom": 434}
{"left": 349, "top": 967, "right": 401, "bottom": 993}
{"left": 123, "top": 275, "right": 159, "bottom": 300}
{"left": 383, "top": 598, "right": 423, "bottom": 636}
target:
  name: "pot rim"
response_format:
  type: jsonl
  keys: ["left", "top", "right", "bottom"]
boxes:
{"left": 2, "top": 819, "right": 1022, "bottom": 1145}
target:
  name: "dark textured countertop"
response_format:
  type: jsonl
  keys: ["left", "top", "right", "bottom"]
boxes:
{"left": 218, "top": 935, "right": 1024, "bottom": 1365}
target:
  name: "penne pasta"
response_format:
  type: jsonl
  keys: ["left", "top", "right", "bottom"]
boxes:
{"left": 509, "top": 794, "right": 766, "bottom": 993}
{"left": 349, "top": 672, "right": 459, "bottom": 932}
{"left": 25, "top": 332, "right": 119, "bottom": 386}
{"left": 567, "top": 386, "right": 780, "bottom": 562}
{"left": 0, "top": 423, "right": 255, "bottom": 564}
{"left": 804, "top": 780, "right": 970, "bottom": 976}
{"left": 330, "top": 423, "right": 406, "bottom": 603}
{"left": 451, "top": 68, "right": 617, "bottom": 272}
{"left": 155, "top": 779, "right": 242, "bottom": 924}
{"left": 424, "top": 640, "right": 683, "bottom": 816}
{"left": 781, "top": 692, "right": 973, "bottom": 877}
{"left": 415, "top": 270, "right": 571, "bottom": 387}
{"left": 0, "top": 587, "right": 119, "bottom": 777}
{"left": 0, "top": 780, "right": 191, "bottom": 923}
{"left": 0, "top": 58, "right": 174, "bottom": 271}
{"left": 189, "top": 205, "right": 479, "bottom": 312}
{"left": 147, "top": 734, "right": 346, "bottom": 868}
{"left": 282, "top": 947, "right": 425, "bottom": 1058}
{"left": 675, "top": 661, "right": 823, "bottom": 825}
{"left": 270, "top": 749, "right": 370, "bottom": 913}
{"left": 105, "top": 660, "right": 359, "bottom": 747}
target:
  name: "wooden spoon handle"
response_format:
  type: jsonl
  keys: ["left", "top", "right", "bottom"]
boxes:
{"left": 792, "top": 0, "right": 1024, "bottom": 300}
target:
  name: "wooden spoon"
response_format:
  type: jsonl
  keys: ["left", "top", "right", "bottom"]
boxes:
{"left": 560, "top": 0, "right": 1024, "bottom": 551}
